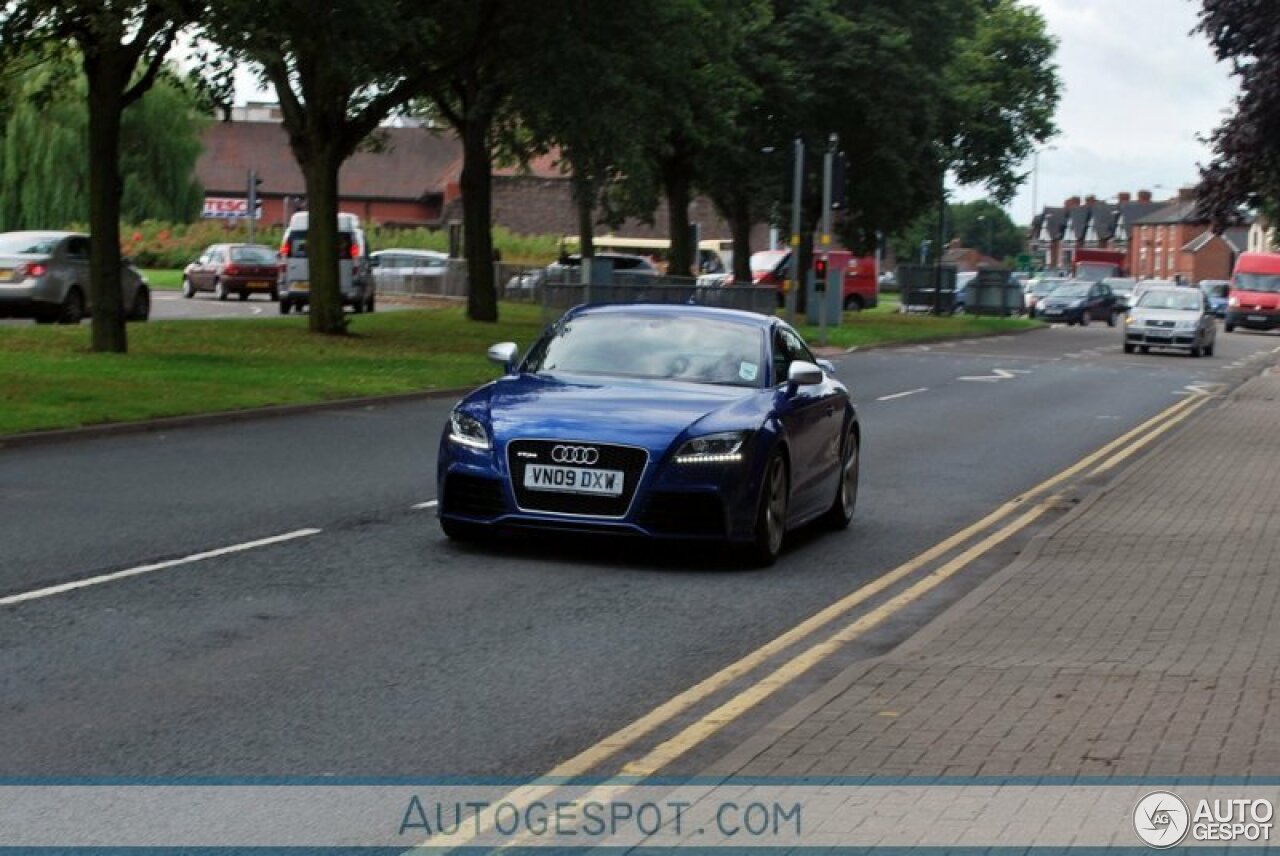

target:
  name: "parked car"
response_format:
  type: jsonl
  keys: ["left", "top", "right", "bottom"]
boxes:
{"left": 1225, "top": 252, "right": 1280, "bottom": 333}
{"left": 1034, "top": 280, "right": 1119, "bottom": 326}
{"left": 0, "top": 231, "right": 150, "bottom": 324}
{"left": 1024, "top": 277, "right": 1069, "bottom": 317}
{"left": 371, "top": 249, "right": 449, "bottom": 293}
{"left": 182, "top": 243, "right": 279, "bottom": 301}
{"left": 436, "top": 303, "right": 859, "bottom": 566}
{"left": 952, "top": 271, "right": 978, "bottom": 312}
{"left": 1101, "top": 276, "right": 1139, "bottom": 311}
{"left": 755, "top": 250, "right": 879, "bottom": 311}
{"left": 278, "top": 212, "right": 375, "bottom": 314}
{"left": 544, "top": 252, "right": 660, "bottom": 282}
{"left": 1198, "top": 279, "right": 1230, "bottom": 318}
{"left": 1124, "top": 284, "right": 1217, "bottom": 356}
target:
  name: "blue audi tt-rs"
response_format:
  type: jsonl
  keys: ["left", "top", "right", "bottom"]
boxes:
{"left": 436, "top": 303, "right": 859, "bottom": 565}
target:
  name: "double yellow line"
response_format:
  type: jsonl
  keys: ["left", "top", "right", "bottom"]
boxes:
{"left": 412, "top": 390, "right": 1211, "bottom": 851}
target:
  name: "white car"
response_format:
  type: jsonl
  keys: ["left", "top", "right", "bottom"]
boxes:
{"left": 1124, "top": 285, "right": 1217, "bottom": 357}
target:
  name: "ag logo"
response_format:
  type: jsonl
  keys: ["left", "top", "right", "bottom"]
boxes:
{"left": 1134, "top": 791, "right": 1190, "bottom": 848}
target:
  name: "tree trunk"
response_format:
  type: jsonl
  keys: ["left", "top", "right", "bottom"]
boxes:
{"left": 573, "top": 172, "right": 596, "bottom": 258}
{"left": 460, "top": 115, "right": 497, "bottom": 322}
{"left": 663, "top": 158, "right": 693, "bottom": 277}
{"left": 728, "top": 195, "right": 753, "bottom": 284}
{"left": 301, "top": 153, "right": 347, "bottom": 334}
{"left": 85, "top": 64, "right": 128, "bottom": 354}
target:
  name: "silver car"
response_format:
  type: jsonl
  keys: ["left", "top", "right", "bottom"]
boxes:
{"left": 0, "top": 231, "right": 151, "bottom": 325}
{"left": 1123, "top": 285, "right": 1216, "bottom": 357}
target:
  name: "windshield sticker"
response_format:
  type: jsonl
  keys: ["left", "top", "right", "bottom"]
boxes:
{"left": 740, "top": 362, "right": 759, "bottom": 382}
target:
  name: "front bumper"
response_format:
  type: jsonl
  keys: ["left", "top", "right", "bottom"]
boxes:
{"left": 1125, "top": 329, "right": 1199, "bottom": 349}
{"left": 1226, "top": 310, "right": 1280, "bottom": 330}
{"left": 437, "top": 437, "right": 763, "bottom": 543}
{"left": 1036, "top": 306, "right": 1083, "bottom": 323}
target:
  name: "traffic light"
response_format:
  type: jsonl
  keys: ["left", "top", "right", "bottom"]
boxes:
{"left": 247, "top": 169, "right": 263, "bottom": 216}
{"left": 815, "top": 256, "right": 829, "bottom": 292}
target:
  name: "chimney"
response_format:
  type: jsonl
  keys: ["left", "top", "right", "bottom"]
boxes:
{"left": 1138, "top": 190, "right": 1152, "bottom": 203}
{"left": 1064, "top": 196, "right": 1082, "bottom": 209}
{"left": 1117, "top": 192, "right": 1132, "bottom": 204}
{"left": 1178, "top": 186, "right": 1197, "bottom": 202}
{"left": 1085, "top": 195, "right": 1098, "bottom": 207}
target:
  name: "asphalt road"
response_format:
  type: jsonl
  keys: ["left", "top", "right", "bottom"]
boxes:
{"left": 2, "top": 324, "right": 1278, "bottom": 778}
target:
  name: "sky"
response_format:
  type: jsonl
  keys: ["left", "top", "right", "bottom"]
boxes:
{"left": 951, "top": 0, "right": 1241, "bottom": 224}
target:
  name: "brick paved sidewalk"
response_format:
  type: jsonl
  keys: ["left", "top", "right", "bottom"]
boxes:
{"left": 714, "top": 368, "right": 1280, "bottom": 779}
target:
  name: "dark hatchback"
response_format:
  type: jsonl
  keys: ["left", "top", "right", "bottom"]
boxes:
{"left": 1035, "top": 280, "right": 1120, "bottom": 326}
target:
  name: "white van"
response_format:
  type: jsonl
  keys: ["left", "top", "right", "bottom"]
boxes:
{"left": 278, "top": 212, "right": 376, "bottom": 314}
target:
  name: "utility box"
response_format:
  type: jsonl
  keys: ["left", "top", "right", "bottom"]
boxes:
{"left": 805, "top": 258, "right": 844, "bottom": 327}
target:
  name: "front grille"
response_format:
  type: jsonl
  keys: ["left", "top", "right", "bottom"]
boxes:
{"left": 507, "top": 440, "right": 648, "bottom": 518}
{"left": 1147, "top": 320, "right": 1177, "bottom": 328}
{"left": 442, "top": 473, "right": 507, "bottom": 518}
{"left": 639, "top": 492, "right": 726, "bottom": 537}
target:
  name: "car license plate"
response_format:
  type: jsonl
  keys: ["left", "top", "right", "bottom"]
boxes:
{"left": 251, "top": 281, "right": 270, "bottom": 289}
{"left": 294, "top": 281, "right": 309, "bottom": 292}
{"left": 1248, "top": 314, "right": 1267, "bottom": 322}
{"left": 524, "top": 464, "right": 624, "bottom": 496}
{"left": 1043, "top": 308, "right": 1061, "bottom": 315}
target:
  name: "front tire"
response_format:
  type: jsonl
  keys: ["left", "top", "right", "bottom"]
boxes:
{"left": 214, "top": 279, "right": 229, "bottom": 301}
{"left": 182, "top": 277, "right": 196, "bottom": 299}
{"left": 1107, "top": 310, "right": 1118, "bottom": 328}
{"left": 821, "top": 427, "right": 859, "bottom": 530}
{"left": 129, "top": 286, "right": 151, "bottom": 321}
{"left": 1123, "top": 343, "right": 1136, "bottom": 354}
{"left": 1078, "top": 310, "right": 1090, "bottom": 327}
{"left": 744, "top": 450, "right": 789, "bottom": 567}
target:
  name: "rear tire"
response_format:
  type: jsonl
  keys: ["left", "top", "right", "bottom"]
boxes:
{"left": 843, "top": 294, "right": 864, "bottom": 312}
{"left": 743, "top": 450, "right": 788, "bottom": 567}
{"left": 366, "top": 295, "right": 376, "bottom": 313}
{"left": 821, "top": 427, "right": 859, "bottom": 530}
{"left": 279, "top": 299, "right": 292, "bottom": 315}
{"left": 58, "top": 287, "right": 85, "bottom": 325}
{"left": 1078, "top": 311, "right": 1090, "bottom": 327}
{"left": 238, "top": 291, "right": 250, "bottom": 301}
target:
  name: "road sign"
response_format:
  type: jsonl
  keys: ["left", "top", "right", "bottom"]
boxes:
{"left": 202, "top": 197, "right": 262, "bottom": 220}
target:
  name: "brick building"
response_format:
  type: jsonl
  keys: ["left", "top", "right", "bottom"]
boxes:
{"left": 1030, "top": 188, "right": 1249, "bottom": 282}
{"left": 195, "top": 120, "right": 746, "bottom": 244}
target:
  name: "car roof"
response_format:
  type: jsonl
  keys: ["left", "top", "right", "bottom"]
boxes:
{"left": 1, "top": 230, "right": 81, "bottom": 240}
{"left": 373, "top": 248, "right": 447, "bottom": 256}
{"left": 566, "top": 302, "right": 778, "bottom": 330}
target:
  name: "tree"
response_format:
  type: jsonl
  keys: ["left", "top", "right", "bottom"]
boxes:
{"left": 0, "top": 55, "right": 204, "bottom": 230}
{"left": 0, "top": 1, "right": 204, "bottom": 353}
{"left": 890, "top": 199, "right": 1023, "bottom": 264}
{"left": 201, "top": 0, "right": 458, "bottom": 334}
{"left": 1195, "top": 0, "right": 1280, "bottom": 227}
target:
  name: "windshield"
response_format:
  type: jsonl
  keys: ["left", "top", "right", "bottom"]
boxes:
{"left": 1234, "top": 273, "right": 1280, "bottom": 293}
{"left": 751, "top": 251, "right": 786, "bottom": 273}
{"left": 1032, "top": 279, "right": 1066, "bottom": 296}
{"left": 1105, "top": 280, "right": 1136, "bottom": 295}
{"left": 1051, "top": 284, "right": 1089, "bottom": 299}
{"left": 1137, "top": 290, "right": 1202, "bottom": 311}
{"left": 230, "top": 246, "right": 277, "bottom": 264}
{"left": 0, "top": 234, "right": 60, "bottom": 256}
{"left": 1200, "top": 282, "right": 1229, "bottom": 298}
{"left": 523, "top": 313, "right": 767, "bottom": 387}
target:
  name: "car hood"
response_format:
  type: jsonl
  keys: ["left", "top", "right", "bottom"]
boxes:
{"left": 1041, "top": 295, "right": 1086, "bottom": 306}
{"left": 1130, "top": 309, "right": 1200, "bottom": 324}
{"left": 475, "top": 372, "right": 765, "bottom": 453}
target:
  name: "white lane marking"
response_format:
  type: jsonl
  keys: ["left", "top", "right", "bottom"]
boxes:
{"left": 0, "top": 529, "right": 323, "bottom": 607}
{"left": 957, "top": 368, "right": 1016, "bottom": 383}
{"left": 412, "top": 500, "right": 439, "bottom": 510}
{"left": 876, "top": 388, "right": 928, "bottom": 402}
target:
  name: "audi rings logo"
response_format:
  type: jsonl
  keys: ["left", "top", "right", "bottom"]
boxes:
{"left": 552, "top": 445, "right": 600, "bottom": 466}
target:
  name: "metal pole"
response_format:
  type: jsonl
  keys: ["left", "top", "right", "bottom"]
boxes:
{"left": 820, "top": 133, "right": 837, "bottom": 346}
{"left": 787, "top": 136, "right": 804, "bottom": 325}
{"left": 247, "top": 169, "right": 257, "bottom": 245}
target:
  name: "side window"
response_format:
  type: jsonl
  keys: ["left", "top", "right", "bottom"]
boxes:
{"left": 773, "top": 327, "right": 815, "bottom": 384}
{"left": 64, "top": 237, "right": 89, "bottom": 260}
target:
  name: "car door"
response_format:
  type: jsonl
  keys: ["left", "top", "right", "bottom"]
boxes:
{"left": 773, "top": 326, "right": 841, "bottom": 519}
{"left": 1200, "top": 294, "right": 1216, "bottom": 346}
{"left": 62, "top": 236, "right": 89, "bottom": 302}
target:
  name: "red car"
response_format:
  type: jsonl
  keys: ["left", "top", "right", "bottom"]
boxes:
{"left": 755, "top": 249, "right": 879, "bottom": 311}
{"left": 182, "top": 243, "right": 280, "bottom": 301}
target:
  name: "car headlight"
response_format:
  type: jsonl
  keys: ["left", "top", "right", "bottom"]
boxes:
{"left": 1125, "top": 315, "right": 1135, "bottom": 327}
{"left": 1229, "top": 296, "right": 1240, "bottom": 307}
{"left": 675, "top": 431, "right": 748, "bottom": 464}
{"left": 1071, "top": 299, "right": 1086, "bottom": 308}
{"left": 1175, "top": 319, "right": 1197, "bottom": 330}
{"left": 449, "top": 410, "right": 491, "bottom": 451}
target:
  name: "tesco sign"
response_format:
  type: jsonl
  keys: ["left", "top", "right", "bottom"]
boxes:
{"left": 202, "top": 198, "right": 262, "bottom": 220}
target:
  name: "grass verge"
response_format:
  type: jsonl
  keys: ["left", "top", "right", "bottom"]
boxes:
{"left": 141, "top": 269, "right": 184, "bottom": 290}
{"left": 2, "top": 301, "right": 1041, "bottom": 437}
{"left": 797, "top": 300, "right": 1042, "bottom": 350}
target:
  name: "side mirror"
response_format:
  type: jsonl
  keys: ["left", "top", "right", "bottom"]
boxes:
{"left": 816, "top": 358, "right": 836, "bottom": 375}
{"left": 368, "top": 256, "right": 381, "bottom": 269}
{"left": 487, "top": 342, "right": 519, "bottom": 372}
{"left": 787, "top": 360, "right": 824, "bottom": 389}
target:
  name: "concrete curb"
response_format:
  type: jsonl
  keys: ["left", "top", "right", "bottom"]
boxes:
{"left": 0, "top": 386, "right": 473, "bottom": 451}
{"left": 702, "top": 375, "right": 1237, "bottom": 778}
{"left": 827, "top": 322, "right": 1046, "bottom": 356}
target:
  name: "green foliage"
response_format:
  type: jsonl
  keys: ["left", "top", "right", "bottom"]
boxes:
{"left": 0, "top": 59, "right": 205, "bottom": 230}
{"left": 890, "top": 199, "right": 1025, "bottom": 265}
